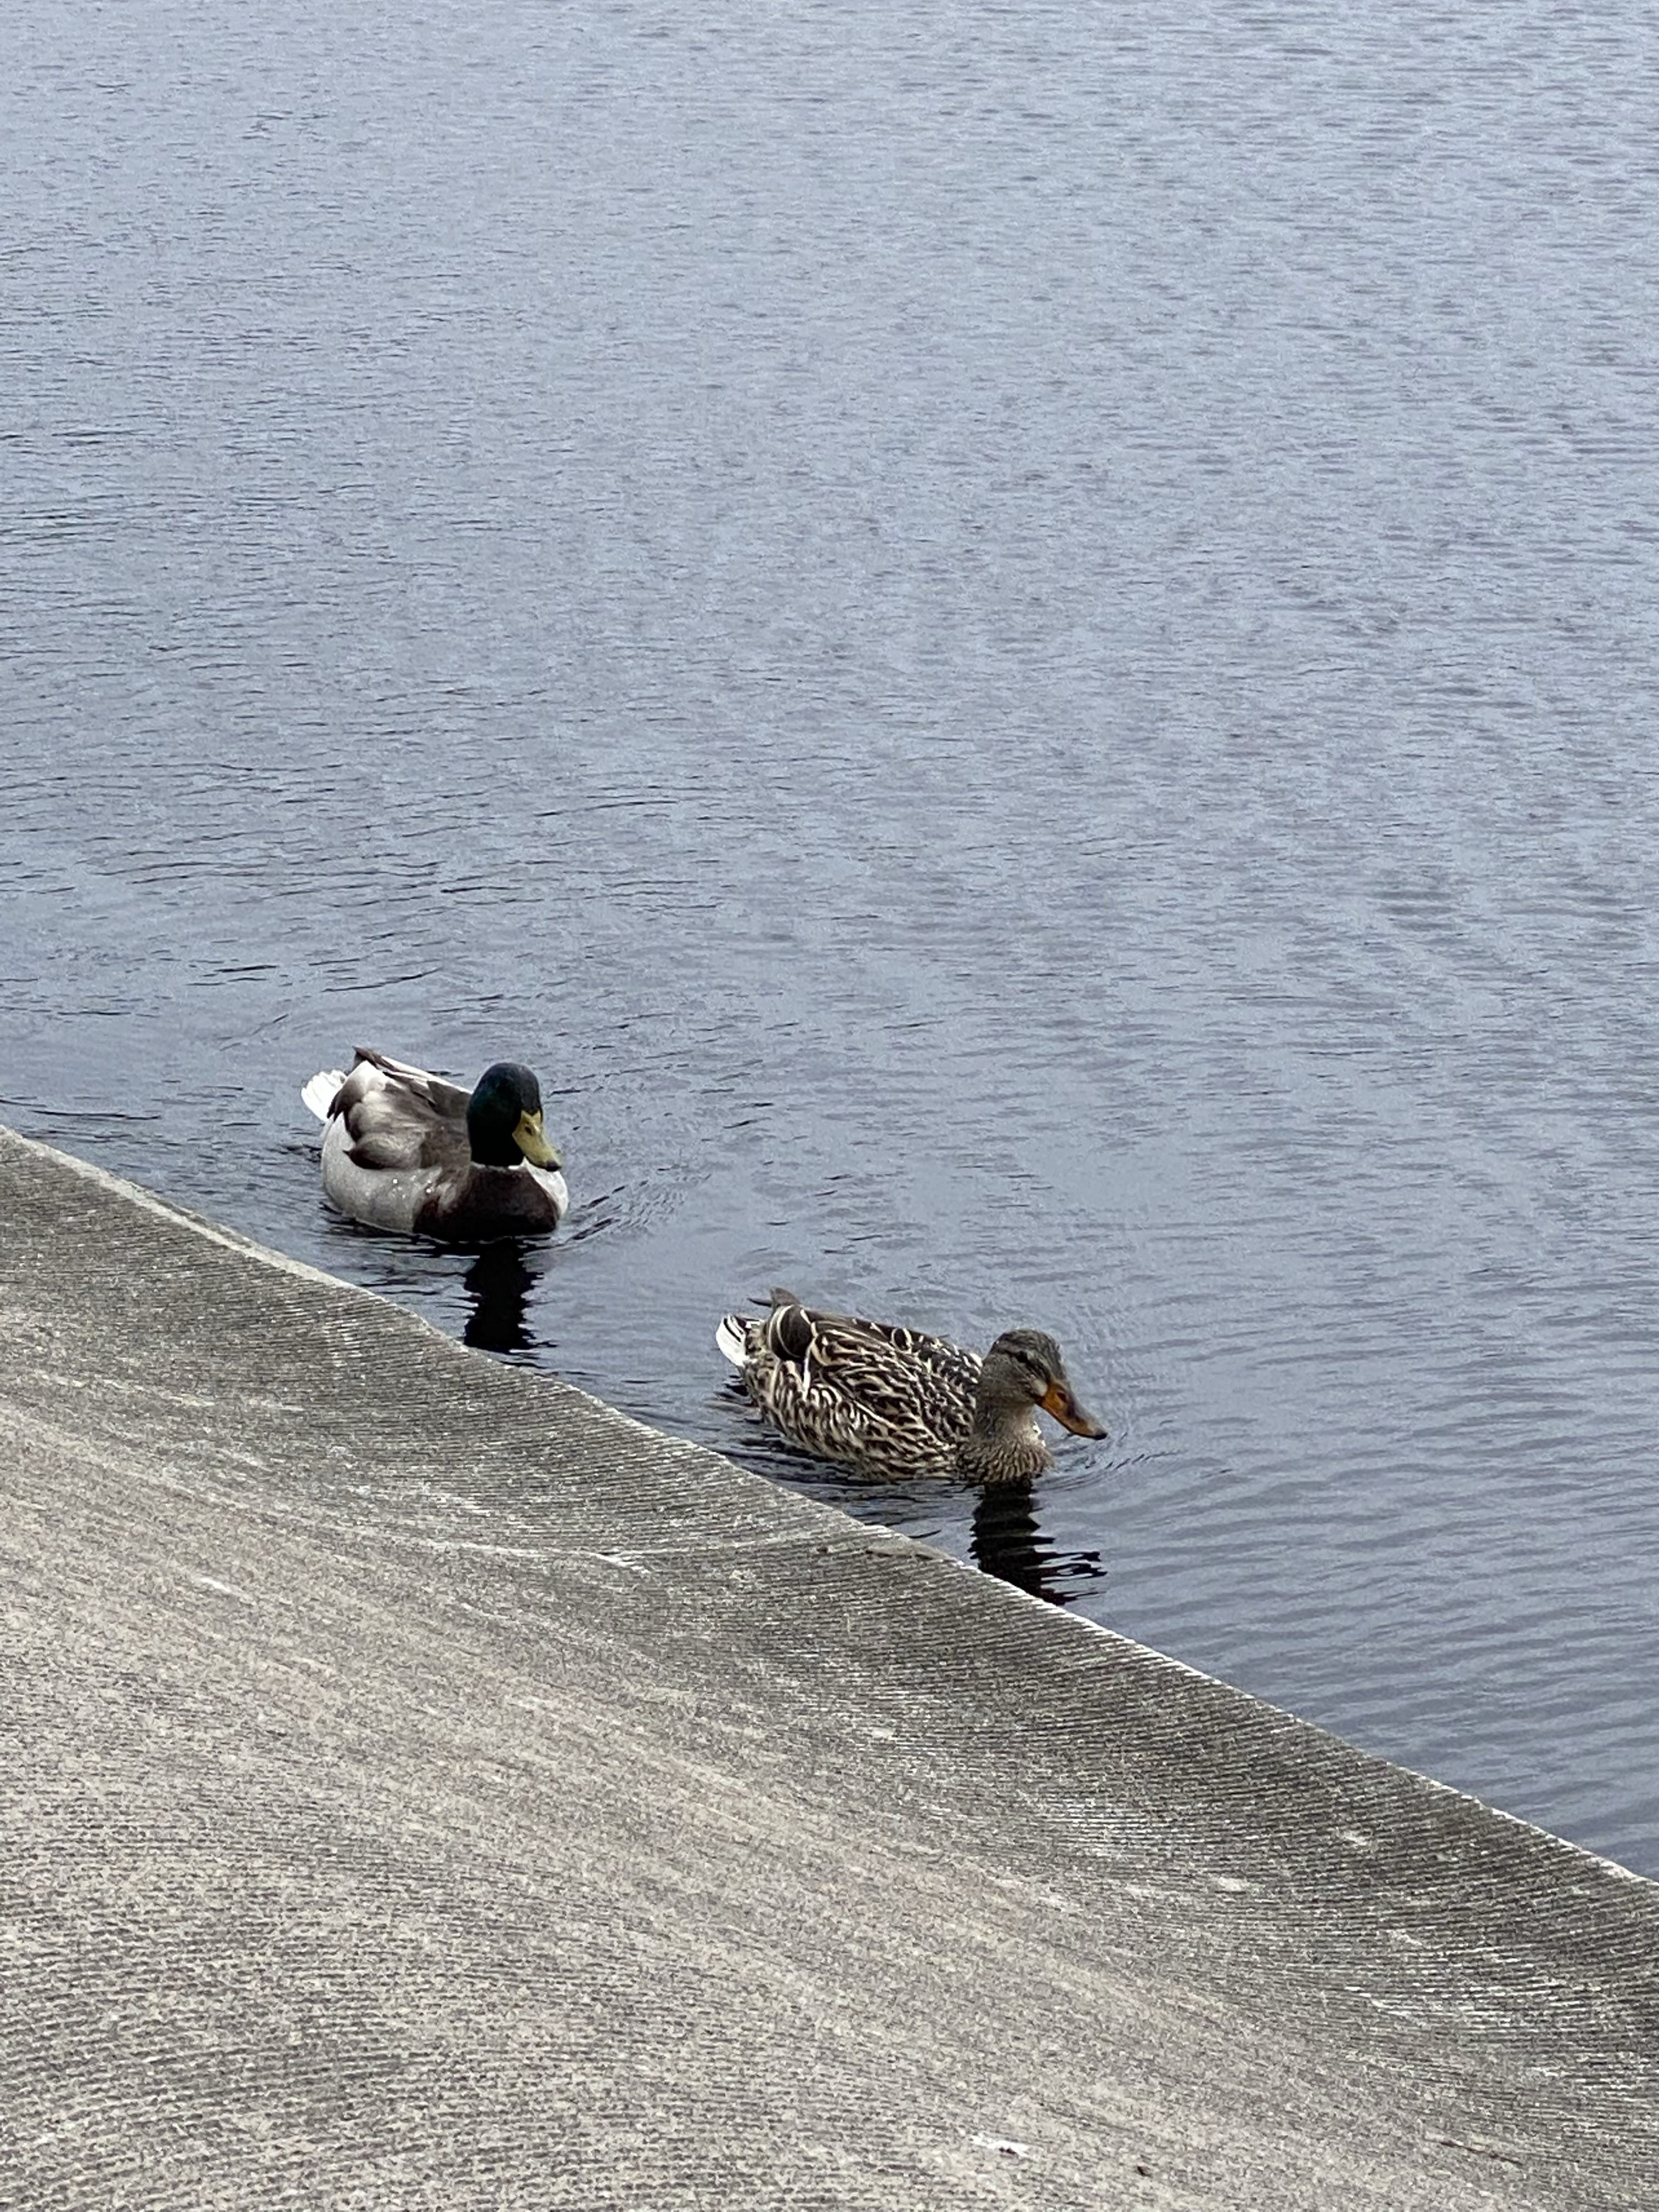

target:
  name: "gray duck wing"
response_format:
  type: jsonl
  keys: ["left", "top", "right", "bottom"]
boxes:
{"left": 336, "top": 1053, "right": 470, "bottom": 1172}
{"left": 352, "top": 1047, "right": 473, "bottom": 1121}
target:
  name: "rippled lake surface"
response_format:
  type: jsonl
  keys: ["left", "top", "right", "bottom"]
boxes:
{"left": 5, "top": 0, "right": 1657, "bottom": 1874}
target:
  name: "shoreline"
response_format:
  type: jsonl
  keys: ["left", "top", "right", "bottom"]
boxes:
{"left": 4, "top": 1122, "right": 1653, "bottom": 2209}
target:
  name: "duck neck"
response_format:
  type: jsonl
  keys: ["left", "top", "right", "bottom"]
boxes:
{"left": 957, "top": 1390, "right": 1049, "bottom": 1487}
{"left": 467, "top": 1125, "right": 522, "bottom": 1169}
{"left": 466, "top": 1101, "right": 523, "bottom": 1169}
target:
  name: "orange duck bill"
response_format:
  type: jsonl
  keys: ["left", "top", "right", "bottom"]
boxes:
{"left": 1040, "top": 1376, "right": 1108, "bottom": 1439}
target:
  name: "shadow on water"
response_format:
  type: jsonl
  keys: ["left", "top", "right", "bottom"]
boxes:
{"left": 462, "top": 1242, "right": 539, "bottom": 1359}
{"left": 970, "top": 1485, "right": 1108, "bottom": 1610}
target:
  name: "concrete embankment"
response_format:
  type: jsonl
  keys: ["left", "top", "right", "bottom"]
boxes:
{"left": 2, "top": 1125, "right": 1654, "bottom": 2211}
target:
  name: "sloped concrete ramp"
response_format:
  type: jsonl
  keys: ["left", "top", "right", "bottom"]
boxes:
{"left": 3, "top": 1126, "right": 1654, "bottom": 2210}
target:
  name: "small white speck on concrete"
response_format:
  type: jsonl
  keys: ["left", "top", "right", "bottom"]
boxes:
{"left": 972, "top": 2133, "right": 1031, "bottom": 2159}
{"left": 190, "top": 1573, "right": 254, "bottom": 1604}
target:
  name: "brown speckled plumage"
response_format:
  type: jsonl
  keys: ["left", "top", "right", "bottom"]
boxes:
{"left": 717, "top": 1290, "right": 1105, "bottom": 1486}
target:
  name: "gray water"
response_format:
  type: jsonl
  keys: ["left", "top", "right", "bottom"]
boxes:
{"left": 5, "top": 0, "right": 1657, "bottom": 1875}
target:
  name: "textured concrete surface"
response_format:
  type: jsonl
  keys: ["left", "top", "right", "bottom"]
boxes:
{"left": 2, "top": 1125, "right": 1654, "bottom": 2211}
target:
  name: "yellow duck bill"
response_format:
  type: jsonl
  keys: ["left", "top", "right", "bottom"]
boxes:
{"left": 513, "top": 1109, "right": 562, "bottom": 1170}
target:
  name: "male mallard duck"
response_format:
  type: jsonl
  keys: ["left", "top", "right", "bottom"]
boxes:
{"left": 715, "top": 1290, "right": 1105, "bottom": 1486}
{"left": 300, "top": 1047, "right": 568, "bottom": 1242}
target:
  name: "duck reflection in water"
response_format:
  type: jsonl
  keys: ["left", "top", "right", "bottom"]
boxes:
{"left": 970, "top": 1484, "right": 1107, "bottom": 1609}
{"left": 462, "top": 1240, "right": 539, "bottom": 1359}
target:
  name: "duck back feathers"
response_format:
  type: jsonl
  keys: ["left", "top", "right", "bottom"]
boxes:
{"left": 718, "top": 1293, "right": 985, "bottom": 1481}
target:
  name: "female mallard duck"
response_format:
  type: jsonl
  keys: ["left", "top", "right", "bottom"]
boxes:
{"left": 300, "top": 1047, "right": 568, "bottom": 1242}
{"left": 715, "top": 1290, "right": 1105, "bottom": 1486}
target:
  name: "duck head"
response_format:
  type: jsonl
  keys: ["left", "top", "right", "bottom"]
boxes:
{"left": 466, "top": 1062, "right": 563, "bottom": 1171}
{"left": 981, "top": 1328, "right": 1107, "bottom": 1440}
